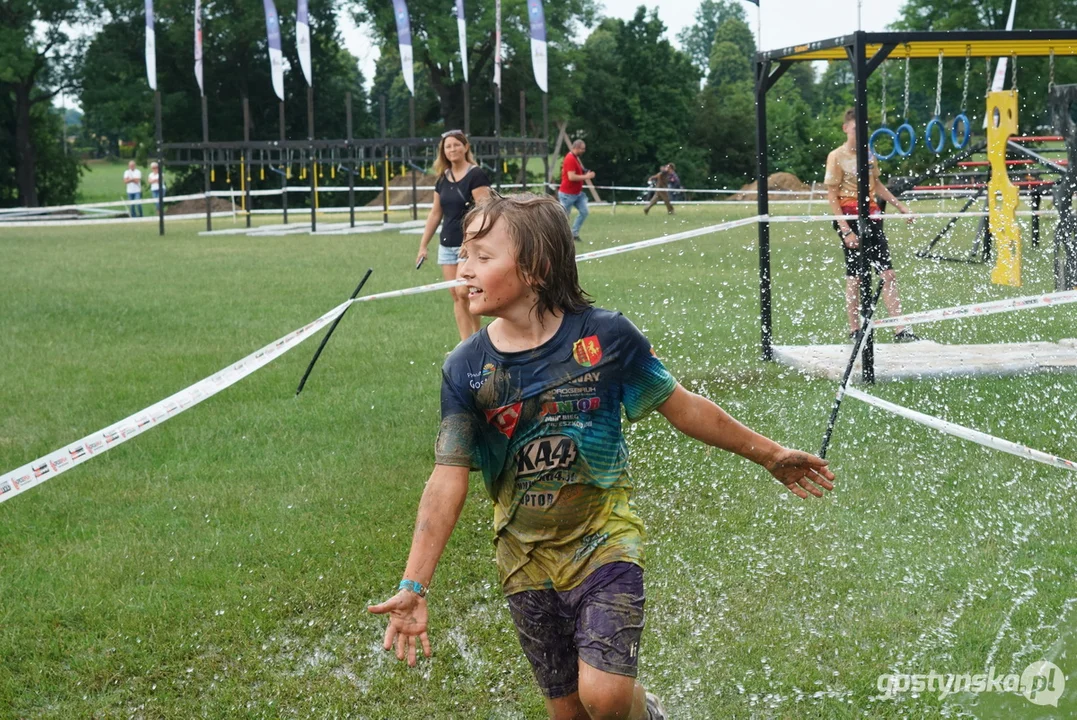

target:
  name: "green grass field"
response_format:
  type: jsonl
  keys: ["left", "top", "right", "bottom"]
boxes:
{"left": 2, "top": 204, "right": 1076, "bottom": 718}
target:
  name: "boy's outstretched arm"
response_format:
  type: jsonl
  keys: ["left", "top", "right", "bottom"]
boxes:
{"left": 367, "top": 463, "right": 470, "bottom": 666}
{"left": 657, "top": 384, "right": 835, "bottom": 499}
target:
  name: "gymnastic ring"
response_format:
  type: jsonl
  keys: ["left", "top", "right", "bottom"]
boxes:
{"left": 925, "top": 116, "right": 947, "bottom": 154}
{"left": 895, "top": 123, "right": 917, "bottom": 157}
{"left": 869, "top": 127, "right": 899, "bottom": 160}
{"left": 951, "top": 113, "right": 971, "bottom": 150}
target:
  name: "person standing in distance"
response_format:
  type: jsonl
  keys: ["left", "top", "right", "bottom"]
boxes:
{"left": 416, "top": 130, "right": 492, "bottom": 341}
{"left": 825, "top": 108, "right": 920, "bottom": 342}
{"left": 123, "top": 160, "right": 143, "bottom": 218}
{"left": 559, "top": 139, "right": 594, "bottom": 242}
{"left": 148, "top": 162, "right": 165, "bottom": 201}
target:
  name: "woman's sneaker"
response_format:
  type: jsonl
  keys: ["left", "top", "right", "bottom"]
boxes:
{"left": 645, "top": 691, "right": 668, "bottom": 720}
{"left": 894, "top": 329, "right": 922, "bottom": 343}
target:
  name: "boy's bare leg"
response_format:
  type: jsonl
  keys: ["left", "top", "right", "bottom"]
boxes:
{"left": 543, "top": 662, "right": 653, "bottom": 720}
{"left": 580, "top": 660, "right": 650, "bottom": 720}
{"left": 545, "top": 693, "right": 589, "bottom": 720}
{"left": 844, "top": 276, "right": 861, "bottom": 334}
{"left": 880, "top": 268, "right": 907, "bottom": 334}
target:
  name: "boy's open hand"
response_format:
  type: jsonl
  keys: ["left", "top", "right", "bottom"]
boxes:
{"left": 764, "top": 448, "right": 835, "bottom": 499}
{"left": 367, "top": 591, "right": 432, "bottom": 666}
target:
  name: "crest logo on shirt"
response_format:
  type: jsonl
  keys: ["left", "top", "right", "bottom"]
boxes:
{"left": 484, "top": 402, "right": 522, "bottom": 439}
{"left": 572, "top": 335, "right": 602, "bottom": 368}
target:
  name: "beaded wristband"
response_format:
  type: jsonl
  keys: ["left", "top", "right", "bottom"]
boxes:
{"left": 398, "top": 579, "right": 427, "bottom": 597}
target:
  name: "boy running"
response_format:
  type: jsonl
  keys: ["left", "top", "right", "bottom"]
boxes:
{"left": 825, "top": 108, "right": 920, "bottom": 342}
{"left": 369, "top": 194, "right": 835, "bottom": 720}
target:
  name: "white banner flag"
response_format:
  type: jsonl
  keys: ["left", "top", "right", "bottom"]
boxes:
{"left": 264, "top": 0, "right": 286, "bottom": 101}
{"left": 194, "top": 0, "right": 204, "bottom": 95}
{"left": 527, "top": 0, "right": 547, "bottom": 93}
{"left": 392, "top": 0, "right": 415, "bottom": 95}
{"left": 456, "top": 0, "right": 468, "bottom": 83}
{"left": 297, "top": 0, "right": 312, "bottom": 86}
{"left": 494, "top": 0, "right": 501, "bottom": 93}
{"left": 145, "top": 0, "right": 157, "bottom": 90}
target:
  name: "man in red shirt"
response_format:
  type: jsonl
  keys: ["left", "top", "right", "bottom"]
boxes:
{"left": 559, "top": 140, "right": 595, "bottom": 241}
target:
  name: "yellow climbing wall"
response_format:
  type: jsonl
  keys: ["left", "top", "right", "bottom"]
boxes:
{"left": 987, "top": 90, "right": 1021, "bottom": 287}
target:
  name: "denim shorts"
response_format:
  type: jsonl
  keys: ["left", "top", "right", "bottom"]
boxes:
{"left": 437, "top": 244, "right": 464, "bottom": 265}
{"left": 506, "top": 562, "right": 645, "bottom": 698}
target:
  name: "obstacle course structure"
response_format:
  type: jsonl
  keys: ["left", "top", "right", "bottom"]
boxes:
{"left": 754, "top": 30, "right": 1077, "bottom": 381}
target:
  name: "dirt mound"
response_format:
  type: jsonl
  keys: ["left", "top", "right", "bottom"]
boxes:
{"left": 732, "top": 172, "right": 816, "bottom": 201}
{"left": 166, "top": 197, "right": 235, "bottom": 216}
{"left": 366, "top": 173, "right": 439, "bottom": 207}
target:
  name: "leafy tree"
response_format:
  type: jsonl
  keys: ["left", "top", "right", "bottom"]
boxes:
{"left": 708, "top": 41, "right": 750, "bottom": 87}
{"left": 0, "top": 0, "right": 85, "bottom": 206}
{"left": 712, "top": 16, "right": 754, "bottom": 61}
{"left": 676, "top": 0, "right": 747, "bottom": 75}
{"left": 569, "top": 8, "right": 703, "bottom": 187}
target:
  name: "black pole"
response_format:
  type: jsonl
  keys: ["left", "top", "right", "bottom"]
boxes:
{"left": 155, "top": 90, "right": 165, "bottom": 236}
{"left": 495, "top": 83, "right": 502, "bottom": 193}
{"left": 520, "top": 90, "right": 527, "bottom": 192}
{"left": 410, "top": 95, "right": 417, "bottom": 221}
{"left": 463, "top": 81, "right": 471, "bottom": 135}
{"left": 308, "top": 85, "right": 316, "bottom": 233}
{"left": 280, "top": 100, "right": 288, "bottom": 224}
{"left": 243, "top": 96, "right": 251, "bottom": 228}
{"left": 819, "top": 280, "right": 885, "bottom": 459}
{"left": 295, "top": 269, "right": 374, "bottom": 396}
{"left": 852, "top": 32, "right": 874, "bottom": 384}
{"left": 542, "top": 92, "right": 549, "bottom": 195}
{"left": 755, "top": 60, "right": 773, "bottom": 361}
{"left": 1031, "top": 189, "right": 1041, "bottom": 247}
{"left": 347, "top": 92, "right": 355, "bottom": 228}
{"left": 202, "top": 94, "right": 211, "bottom": 232}
{"left": 381, "top": 95, "right": 388, "bottom": 225}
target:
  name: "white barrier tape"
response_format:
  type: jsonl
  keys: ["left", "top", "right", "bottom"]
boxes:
{"left": 844, "top": 387, "right": 1077, "bottom": 472}
{"left": 575, "top": 216, "right": 760, "bottom": 261}
{"left": 343, "top": 217, "right": 764, "bottom": 299}
{"left": 0, "top": 191, "right": 217, "bottom": 216}
{"left": 871, "top": 290, "right": 1077, "bottom": 329}
{"left": 0, "top": 300, "right": 353, "bottom": 505}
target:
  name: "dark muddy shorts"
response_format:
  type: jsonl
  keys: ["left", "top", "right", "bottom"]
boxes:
{"left": 833, "top": 217, "right": 893, "bottom": 277}
{"left": 506, "top": 562, "right": 645, "bottom": 699}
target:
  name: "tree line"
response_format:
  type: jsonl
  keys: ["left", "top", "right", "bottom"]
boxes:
{"left": 3, "top": 0, "right": 1076, "bottom": 207}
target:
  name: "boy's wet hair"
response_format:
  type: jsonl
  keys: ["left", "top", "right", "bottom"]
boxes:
{"left": 843, "top": 108, "right": 856, "bottom": 125}
{"left": 462, "top": 193, "right": 592, "bottom": 318}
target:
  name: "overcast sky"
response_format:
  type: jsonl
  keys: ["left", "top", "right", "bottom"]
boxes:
{"left": 340, "top": 0, "right": 906, "bottom": 90}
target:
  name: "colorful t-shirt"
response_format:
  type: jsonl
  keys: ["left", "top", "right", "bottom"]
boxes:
{"left": 435, "top": 307, "right": 677, "bottom": 595}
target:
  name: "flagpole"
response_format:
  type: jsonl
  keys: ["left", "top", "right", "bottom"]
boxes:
{"left": 155, "top": 90, "right": 164, "bottom": 236}
{"left": 308, "top": 85, "right": 315, "bottom": 233}
{"left": 494, "top": 0, "right": 502, "bottom": 193}
{"left": 202, "top": 95, "right": 211, "bottom": 232}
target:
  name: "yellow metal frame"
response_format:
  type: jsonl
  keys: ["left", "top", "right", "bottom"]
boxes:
{"left": 761, "top": 31, "right": 1077, "bottom": 64}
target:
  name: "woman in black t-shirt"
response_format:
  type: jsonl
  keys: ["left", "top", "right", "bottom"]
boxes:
{"left": 417, "top": 130, "right": 492, "bottom": 341}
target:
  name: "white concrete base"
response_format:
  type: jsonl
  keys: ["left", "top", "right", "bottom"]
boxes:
{"left": 772, "top": 339, "right": 1077, "bottom": 382}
